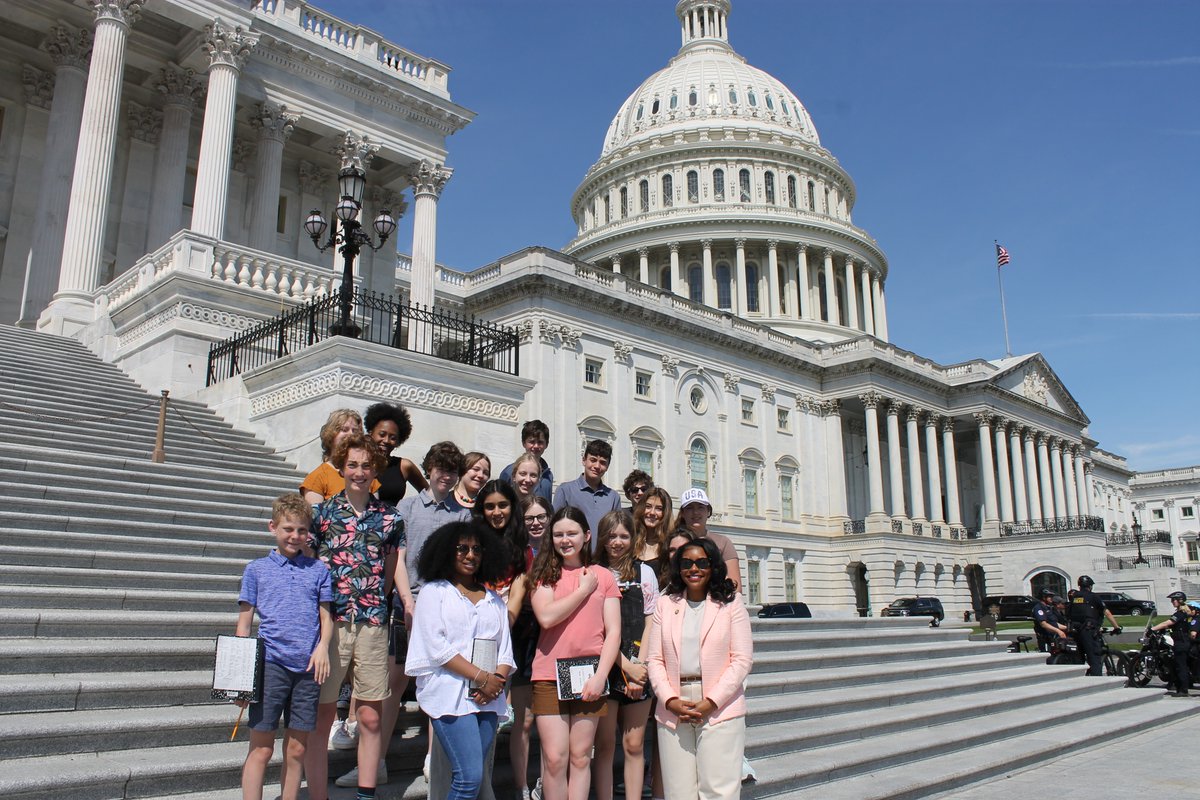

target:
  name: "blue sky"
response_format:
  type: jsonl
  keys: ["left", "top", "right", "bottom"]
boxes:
{"left": 323, "top": 0, "right": 1200, "bottom": 471}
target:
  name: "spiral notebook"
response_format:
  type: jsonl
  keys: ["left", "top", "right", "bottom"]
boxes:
{"left": 211, "top": 635, "right": 264, "bottom": 703}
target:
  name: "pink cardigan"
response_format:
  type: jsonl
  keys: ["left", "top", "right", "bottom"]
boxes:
{"left": 644, "top": 592, "right": 753, "bottom": 729}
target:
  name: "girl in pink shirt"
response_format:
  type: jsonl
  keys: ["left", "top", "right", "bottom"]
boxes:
{"left": 528, "top": 506, "right": 620, "bottom": 800}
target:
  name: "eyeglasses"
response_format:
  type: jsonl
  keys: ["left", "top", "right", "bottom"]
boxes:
{"left": 455, "top": 544, "right": 483, "bottom": 556}
{"left": 679, "top": 557, "right": 711, "bottom": 570}
{"left": 523, "top": 514, "right": 548, "bottom": 525}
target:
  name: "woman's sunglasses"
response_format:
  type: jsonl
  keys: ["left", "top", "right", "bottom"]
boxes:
{"left": 455, "top": 544, "right": 484, "bottom": 556}
{"left": 680, "top": 557, "right": 711, "bottom": 570}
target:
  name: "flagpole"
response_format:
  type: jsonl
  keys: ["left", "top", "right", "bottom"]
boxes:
{"left": 995, "top": 240, "right": 1012, "bottom": 357}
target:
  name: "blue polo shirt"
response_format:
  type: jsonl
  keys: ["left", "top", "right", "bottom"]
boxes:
{"left": 395, "top": 489, "right": 471, "bottom": 595}
{"left": 239, "top": 550, "right": 332, "bottom": 673}
{"left": 552, "top": 474, "right": 622, "bottom": 549}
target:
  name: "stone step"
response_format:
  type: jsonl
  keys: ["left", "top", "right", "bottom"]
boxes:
{"left": 1, "top": 497, "right": 272, "bottom": 533}
{"left": 752, "top": 624, "right": 965, "bottom": 652}
{"left": 1, "top": 637, "right": 220, "bottom": 676}
{"left": 1, "top": 468, "right": 288, "bottom": 509}
{"left": 2, "top": 608, "right": 236, "bottom": 641}
{"left": 751, "top": 638, "right": 1003, "bottom": 674}
{"left": 749, "top": 617, "right": 935, "bottom": 633}
{"left": 0, "top": 564, "right": 240, "bottom": 594}
{"left": 1, "top": 670, "right": 214, "bottom": 715}
{"left": 0, "top": 584, "right": 236, "bottom": 614}
{"left": 0, "top": 524, "right": 268, "bottom": 560}
{"left": 0, "top": 542, "right": 245, "bottom": 577}
{"left": 748, "top": 696, "right": 1194, "bottom": 799}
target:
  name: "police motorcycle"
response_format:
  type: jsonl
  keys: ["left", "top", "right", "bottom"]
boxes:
{"left": 1125, "top": 616, "right": 1176, "bottom": 687}
{"left": 1045, "top": 627, "right": 1126, "bottom": 675}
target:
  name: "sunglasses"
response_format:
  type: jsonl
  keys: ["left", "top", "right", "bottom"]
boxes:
{"left": 679, "top": 557, "right": 711, "bottom": 570}
{"left": 630, "top": 485, "right": 649, "bottom": 494}
{"left": 455, "top": 544, "right": 483, "bottom": 556}
{"left": 523, "top": 514, "right": 548, "bottom": 524}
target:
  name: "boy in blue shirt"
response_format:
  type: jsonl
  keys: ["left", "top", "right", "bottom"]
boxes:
{"left": 237, "top": 493, "right": 332, "bottom": 800}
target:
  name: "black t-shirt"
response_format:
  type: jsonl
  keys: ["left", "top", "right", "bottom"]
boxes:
{"left": 1169, "top": 609, "right": 1191, "bottom": 651}
{"left": 1068, "top": 589, "right": 1104, "bottom": 626}
{"left": 376, "top": 456, "right": 409, "bottom": 506}
{"left": 1032, "top": 602, "right": 1060, "bottom": 637}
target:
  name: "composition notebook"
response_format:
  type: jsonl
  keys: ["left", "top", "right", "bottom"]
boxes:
{"left": 555, "top": 655, "right": 609, "bottom": 701}
{"left": 211, "top": 635, "right": 264, "bottom": 703}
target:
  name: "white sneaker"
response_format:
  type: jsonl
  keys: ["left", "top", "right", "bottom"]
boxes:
{"left": 741, "top": 756, "right": 757, "bottom": 783}
{"left": 423, "top": 751, "right": 431, "bottom": 783}
{"left": 530, "top": 778, "right": 543, "bottom": 800}
{"left": 331, "top": 720, "right": 358, "bottom": 750}
{"left": 334, "top": 759, "right": 388, "bottom": 787}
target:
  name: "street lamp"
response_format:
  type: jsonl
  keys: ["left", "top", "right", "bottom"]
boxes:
{"left": 305, "top": 164, "right": 397, "bottom": 337}
{"left": 1131, "top": 514, "right": 1149, "bottom": 565}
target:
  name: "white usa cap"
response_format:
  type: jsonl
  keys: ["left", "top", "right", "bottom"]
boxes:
{"left": 679, "top": 487, "right": 712, "bottom": 509}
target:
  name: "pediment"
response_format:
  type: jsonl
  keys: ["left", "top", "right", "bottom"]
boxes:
{"left": 988, "top": 354, "right": 1088, "bottom": 422}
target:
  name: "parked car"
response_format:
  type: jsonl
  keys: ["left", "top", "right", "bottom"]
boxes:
{"left": 983, "top": 594, "right": 1036, "bottom": 621}
{"left": 1093, "top": 592, "right": 1156, "bottom": 616}
{"left": 880, "top": 597, "right": 944, "bottom": 625}
{"left": 757, "top": 601, "right": 812, "bottom": 618}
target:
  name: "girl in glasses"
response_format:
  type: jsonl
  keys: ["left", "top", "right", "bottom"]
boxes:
{"left": 644, "top": 536, "right": 753, "bottom": 800}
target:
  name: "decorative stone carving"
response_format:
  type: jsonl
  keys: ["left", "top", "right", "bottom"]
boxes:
{"left": 907, "top": 406, "right": 925, "bottom": 423}
{"left": 887, "top": 401, "right": 903, "bottom": 418}
{"left": 367, "top": 186, "right": 408, "bottom": 219}
{"left": 761, "top": 384, "right": 776, "bottom": 402}
{"left": 723, "top": 372, "right": 739, "bottom": 393}
{"left": 972, "top": 411, "right": 994, "bottom": 427}
{"left": 231, "top": 137, "right": 255, "bottom": 172}
{"left": 660, "top": 354, "right": 679, "bottom": 374}
{"left": 1163, "top": 498, "right": 1176, "bottom": 508}
{"left": 668, "top": 242, "right": 681, "bottom": 253}
{"left": 613, "top": 341, "right": 633, "bottom": 361}
{"left": 515, "top": 318, "right": 534, "bottom": 343}
{"left": 410, "top": 159, "right": 452, "bottom": 197}
{"left": 821, "top": 398, "right": 842, "bottom": 417}
{"left": 859, "top": 391, "right": 882, "bottom": 409}
{"left": 1023, "top": 428, "right": 1036, "bottom": 443}
{"left": 540, "top": 321, "right": 581, "bottom": 349}
{"left": 1022, "top": 368, "right": 1050, "bottom": 405}
{"left": 156, "top": 65, "right": 203, "bottom": 108}
{"left": 250, "top": 102, "right": 298, "bottom": 143}
{"left": 126, "top": 101, "right": 161, "bottom": 143}
{"left": 941, "top": 417, "right": 956, "bottom": 434}
{"left": 42, "top": 25, "right": 92, "bottom": 70}
{"left": 335, "top": 131, "right": 379, "bottom": 173}
{"left": 21, "top": 65, "right": 54, "bottom": 109}
{"left": 298, "top": 160, "right": 333, "bottom": 195}
{"left": 203, "top": 19, "right": 258, "bottom": 70}
{"left": 1132, "top": 501, "right": 1146, "bottom": 511}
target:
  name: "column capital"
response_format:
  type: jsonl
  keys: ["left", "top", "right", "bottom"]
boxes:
{"left": 250, "top": 102, "right": 299, "bottom": 144}
{"left": 822, "top": 398, "right": 842, "bottom": 417}
{"left": 298, "top": 159, "right": 333, "bottom": 195}
{"left": 844, "top": 254, "right": 855, "bottom": 267}
{"left": 1084, "top": 462, "right": 1094, "bottom": 475}
{"left": 42, "top": 24, "right": 93, "bottom": 70}
{"left": 823, "top": 247, "right": 835, "bottom": 260}
{"left": 700, "top": 238, "right": 713, "bottom": 249}
{"left": 1035, "top": 432, "right": 1048, "bottom": 446}
{"left": 907, "top": 406, "right": 925, "bottom": 423}
{"left": 924, "top": 412, "right": 942, "bottom": 428}
{"left": 202, "top": 19, "right": 258, "bottom": 71}
{"left": 766, "top": 239, "right": 778, "bottom": 251}
{"left": 941, "top": 417, "right": 956, "bottom": 434}
{"left": 859, "top": 391, "right": 883, "bottom": 410}
{"left": 410, "top": 158, "right": 452, "bottom": 197}
{"left": 1048, "top": 437, "right": 1063, "bottom": 451}
{"left": 155, "top": 65, "right": 204, "bottom": 109}
{"left": 668, "top": 241, "right": 681, "bottom": 253}
{"left": 993, "top": 417, "right": 1011, "bottom": 432}
{"left": 90, "top": 0, "right": 145, "bottom": 26}
{"left": 367, "top": 186, "right": 408, "bottom": 219}
{"left": 1023, "top": 428, "right": 1036, "bottom": 443}
{"left": 886, "top": 400, "right": 903, "bottom": 418}
{"left": 734, "top": 238, "right": 746, "bottom": 249}
{"left": 126, "top": 101, "right": 161, "bottom": 143}
{"left": 637, "top": 246, "right": 650, "bottom": 257}
{"left": 972, "top": 411, "right": 994, "bottom": 427}
{"left": 21, "top": 64, "right": 55, "bottom": 109}
{"left": 796, "top": 242, "right": 808, "bottom": 255}
{"left": 336, "top": 131, "right": 380, "bottom": 174}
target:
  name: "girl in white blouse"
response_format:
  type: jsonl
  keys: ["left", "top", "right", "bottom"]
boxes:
{"left": 406, "top": 521, "right": 514, "bottom": 800}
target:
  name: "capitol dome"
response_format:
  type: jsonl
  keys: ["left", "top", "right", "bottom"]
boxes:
{"left": 565, "top": 0, "right": 891, "bottom": 345}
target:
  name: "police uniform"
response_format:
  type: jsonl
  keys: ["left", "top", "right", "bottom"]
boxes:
{"left": 1067, "top": 588, "right": 1106, "bottom": 676}
{"left": 1187, "top": 612, "right": 1200, "bottom": 688}
{"left": 1166, "top": 607, "right": 1191, "bottom": 693}
{"left": 1032, "top": 599, "right": 1062, "bottom": 653}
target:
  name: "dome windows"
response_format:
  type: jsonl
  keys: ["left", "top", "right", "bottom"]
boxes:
{"left": 764, "top": 171, "right": 776, "bottom": 205}
{"left": 670, "top": 92, "right": 678, "bottom": 110}
{"left": 765, "top": 93, "right": 775, "bottom": 111}
{"left": 807, "top": 180, "right": 816, "bottom": 211}
{"left": 708, "top": 85, "right": 718, "bottom": 107}
{"left": 746, "top": 262, "right": 760, "bottom": 312}
{"left": 636, "top": 104, "right": 644, "bottom": 121}
{"left": 716, "top": 263, "right": 733, "bottom": 309}
{"left": 748, "top": 89, "right": 758, "bottom": 107}
{"left": 713, "top": 168, "right": 725, "bottom": 201}
{"left": 781, "top": 99, "right": 791, "bottom": 117}
{"left": 739, "top": 169, "right": 752, "bottom": 203}
{"left": 620, "top": 186, "right": 628, "bottom": 218}
{"left": 651, "top": 98, "right": 660, "bottom": 115}
{"left": 687, "top": 170, "right": 699, "bottom": 203}
{"left": 688, "top": 88, "right": 698, "bottom": 107}
{"left": 661, "top": 174, "right": 674, "bottom": 207}
{"left": 687, "top": 264, "right": 703, "bottom": 303}
{"left": 639, "top": 180, "right": 649, "bottom": 213}
{"left": 787, "top": 175, "right": 798, "bottom": 209}
{"left": 728, "top": 86, "right": 738, "bottom": 105}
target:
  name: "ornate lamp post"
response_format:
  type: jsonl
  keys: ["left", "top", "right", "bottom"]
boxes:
{"left": 304, "top": 163, "right": 396, "bottom": 337}
{"left": 1131, "top": 514, "right": 1149, "bottom": 565}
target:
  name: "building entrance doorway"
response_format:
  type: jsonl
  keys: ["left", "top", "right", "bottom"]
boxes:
{"left": 966, "top": 564, "right": 987, "bottom": 616}
{"left": 849, "top": 562, "right": 870, "bottom": 617}
{"left": 1030, "top": 571, "right": 1068, "bottom": 599}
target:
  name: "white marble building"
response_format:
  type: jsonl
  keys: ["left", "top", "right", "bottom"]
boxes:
{"left": 1, "top": 0, "right": 1187, "bottom": 614}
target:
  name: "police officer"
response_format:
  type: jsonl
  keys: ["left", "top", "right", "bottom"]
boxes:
{"left": 1187, "top": 601, "right": 1200, "bottom": 687}
{"left": 1032, "top": 587, "right": 1067, "bottom": 653}
{"left": 1066, "top": 575, "right": 1121, "bottom": 676}
{"left": 1151, "top": 591, "right": 1192, "bottom": 696}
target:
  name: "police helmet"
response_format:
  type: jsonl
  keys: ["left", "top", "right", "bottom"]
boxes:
{"left": 1076, "top": 575, "right": 1094, "bottom": 589}
{"left": 1038, "top": 587, "right": 1054, "bottom": 598}
{"left": 1167, "top": 591, "right": 1187, "bottom": 602}
{"left": 1051, "top": 595, "right": 1065, "bottom": 604}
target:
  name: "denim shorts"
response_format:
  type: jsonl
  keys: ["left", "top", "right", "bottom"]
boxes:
{"left": 248, "top": 661, "right": 320, "bottom": 732}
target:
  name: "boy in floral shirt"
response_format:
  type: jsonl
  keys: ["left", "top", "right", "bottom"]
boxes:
{"left": 303, "top": 433, "right": 408, "bottom": 800}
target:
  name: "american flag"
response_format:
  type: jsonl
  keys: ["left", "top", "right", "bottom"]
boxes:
{"left": 995, "top": 243, "right": 1011, "bottom": 268}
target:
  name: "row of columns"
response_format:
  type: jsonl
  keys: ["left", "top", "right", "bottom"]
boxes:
{"left": 856, "top": 393, "right": 1093, "bottom": 529}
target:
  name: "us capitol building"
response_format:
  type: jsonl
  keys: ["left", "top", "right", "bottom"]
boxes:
{"left": 1, "top": 0, "right": 1193, "bottom": 614}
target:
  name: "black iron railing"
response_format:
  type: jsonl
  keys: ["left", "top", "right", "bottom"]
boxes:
{"left": 912, "top": 522, "right": 924, "bottom": 536}
{"left": 1107, "top": 554, "right": 1175, "bottom": 570}
{"left": 1106, "top": 529, "right": 1172, "bottom": 546}
{"left": 890, "top": 519, "right": 904, "bottom": 534}
{"left": 206, "top": 289, "right": 519, "bottom": 385}
{"left": 931, "top": 524, "right": 943, "bottom": 538}
{"left": 1000, "top": 516, "right": 1105, "bottom": 537}
{"left": 843, "top": 519, "right": 866, "bottom": 534}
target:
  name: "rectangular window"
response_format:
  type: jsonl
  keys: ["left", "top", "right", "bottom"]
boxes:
{"left": 620, "top": 187, "right": 628, "bottom": 218}
{"left": 777, "top": 407, "right": 790, "bottom": 432}
{"left": 1188, "top": 540, "right": 1200, "bottom": 561}
{"left": 275, "top": 194, "right": 288, "bottom": 235}
{"left": 747, "top": 560, "right": 761, "bottom": 605}
{"left": 741, "top": 398, "right": 755, "bottom": 423}
{"left": 780, "top": 476, "right": 794, "bottom": 520}
{"left": 744, "top": 468, "right": 758, "bottom": 516}
{"left": 635, "top": 370, "right": 652, "bottom": 398}
{"left": 784, "top": 562, "right": 797, "bottom": 602}
{"left": 1151, "top": 508, "right": 1165, "bottom": 521}
{"left": 636, "top": 448, "right": 654, "bottom": 478}
{"left": 604, "top": 195, "right": 611, "bottom": 224}
{"left": 584, "top": 358, "right": 604, "bottom": 387}
{"left": 1182, "top": 506, "right": 1195, "bottom": 519}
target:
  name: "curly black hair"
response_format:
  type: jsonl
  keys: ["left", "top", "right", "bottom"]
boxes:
{"left": 472, "top": 479, "right": 529, "bottom": 580}
{"left": 416, "top": 521, "right": 505, "bottom": 586}
{"left": 363, "top": 402, "right": 414, "bottom": 447}
{"left": 664, "top": 536, "right": 736, "bottom": 603}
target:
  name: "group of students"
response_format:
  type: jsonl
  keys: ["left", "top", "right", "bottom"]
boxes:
{"left": 235, "top": 407, "right": 754, "bottom": 800}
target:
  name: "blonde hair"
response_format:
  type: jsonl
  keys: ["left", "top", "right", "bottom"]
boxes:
{"left": 271, "top": 492, "right": 313, "bottom": 526}
{"left": 510, "top": 452, "right": 542, "bottom": 493}
{"left": 319, "top": 409, "right": 363, "bottom": 459}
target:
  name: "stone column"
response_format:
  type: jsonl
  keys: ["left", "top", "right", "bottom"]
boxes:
{"left": 1024, "top": 430, "right": 1043, "bottom": 522}
{"left": 974, "top": 412, "right": 998, "bottom": 524}
{"left": 190, "top": 20, "right": 257, "bottom": 239}
{"left": 408, "top": 157, "right": 451, "bottom": 349}
{"left": 1061, "top": 443, "right": 1079, "bottom": 518}
{"left": 994, "top": 419, "right": 1014, "bottom": 523}
{"left": 1049, "top": 438, "right": 1067, "bottom": 520}
{"left": 115, "top": 101, "right": 160, "bottom": 267}
{"left": 924, "top": 415, "right": 944, "bottom": 522}
{"left": 767, "top": 240, "right": 780, "bottom": 315}
{"left": 668, "top": 242, "right": 682, "bottom": 295}
{"left": 876, "top": 284, "right": 890, "bottom": 341}
{"left": 17, "top": 25, "right": 91, "bottom": 327}
{"left": 1083, "top": 463, "right": 1095, "bottom": 516}
{"left": 822, "top": 248, "right": 839, "bottom": 324}
{"left": 871, "top": 275, "right": 885, "bottom": 339}
{"left": 824, "top": 400, "right": 848, "bottom": 518}
{"left": 247, "top": 102, "right": 298, "bottom": 252}
{"left": 1074, "top": 449, "right": 1090, "bottom": 516}
{"left": 942, "top": 418, "right": 962, "bottom": 526}
{"left": 296, "top": 159, "right": 331, "bottom": 260}
{"left": 637, "top": 247, "right": 649, "bottom": 284}
{"left": 1036, "top": 434, "right": 1055, "bottom": 521}
{"left": 886, "top": 402, "right": 906, "bottom": 519}
{"left": 844, "top": 255, "right": 860, "bottom": 330}
{"left": 146, "top": 66, "right": 202, "bottom": 249}
{"left": 861, "top": 267, "right": 875, "bottom": 336}
{"left": 797, "top": 244, "right": 811, "bottom": 320}
{"left": 610, "top": 255, "right": 621, "bottom": 275}
{"left": 42, "top": 1, "right": 143, "bottom": 330}
{"left": 701, "top": 239, "right": 716, "bottom": 307}
{"left": 860, "top": 392, "right": 886, "bottom": 518}
{"left": 734, "top": 238, "right": 748, "bottom": 316}
{"left": 906, "top": 407, "right": 926, "bottom": 522}
{"left": 782, "top": 247, "right": 797, "bottom": 318}
{"left": 1010, "top": 425, "right": 1028, "bottom": 524}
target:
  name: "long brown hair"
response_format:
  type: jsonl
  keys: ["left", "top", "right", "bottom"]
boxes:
{"left": 527, "top": 506, "right": 591, "bottom": 588}
{"left": 596, "top": 509, "right": 638, "bottom": 583}
{"left": 634, "top": 487, "right": 673, "bottom": 564}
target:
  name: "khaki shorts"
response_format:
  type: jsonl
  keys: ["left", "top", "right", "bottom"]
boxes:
{"left": 319, "top": 620, "right": 391, "bottom": 704}
{"left": 530, "top": 680, "right": 608, "bottom": 717}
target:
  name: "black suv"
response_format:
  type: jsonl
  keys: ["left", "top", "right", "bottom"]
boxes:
{"left": 1093, "top": 592, "right": 1156, "bottom": 616}
{"left": 757, "top": 602, "right": 812, "bottom": 618}
{"left": 984, "top": 595, "right": 1036, "bottom": 621}
{"left": 880, "top": 597, "right": 944, "bottom": 625}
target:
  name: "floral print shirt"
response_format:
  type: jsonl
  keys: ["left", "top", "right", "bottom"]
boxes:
{"left": 310, "top": 492, "right": 404, "bottom": 625}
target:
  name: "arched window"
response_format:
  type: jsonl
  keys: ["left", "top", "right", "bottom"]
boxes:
{"left": 659, "top": 265, "right": 672, "bottom": 290}
{"left": 661, "top": 174, "right": 673, "bottom": 207}
{"left": 745, "top": 262, "right": 760, "bottom": 312}
{"left": 747, "top": 89, "right": 758, "bottom": 107}
{"left": 636, "top": 104, "right": 644, "bottom": 121}
{"left": 687, "top": 170, "right": 699, "bottom": 203}
{"left": 739, "top": 169, "right": 752, "bottom": 202}
{"left": 639, "top": 180, "right": 649, "bottom": 213}
{"left": 716, "top": 262, "right": 732, "bottom": 309}
{"left": 764, "top": 172, "right": 776, "bottom": 204}
{"left": 824, "top": 187, "right": 831, "bottom": 214}
{"left": 670, "top": 91, "right": 679, "bottom": 110}
{"left": 781, "top": 99, "right": 790, "bottom": 117}
{"left": 713, "top": 168, "right": 725, "bottom": 201}
{"left": 689, "top": 438, "right": 709, "bottom": 492}
{"left": 817, "top": 270, "right": 829, "bottom": 321}
{"left": 787, "top": 175, "right": 798, "bottom": 208}
{"left": 687, "top": 264, "right": 703, "bottom": 303}
{"left": 619, "top": 186, "right": 628, "bottom": 218}
{"left": 807, "top": 180, "right": 816, "bottom": 210}
{"left": 651, "top": 98, "right": 660, "bottom": 115}
{"left": 604, "top": 194, "right": 611, "bottom": 224}
{"left": 688, "top": 88, "right": 698, "bottom": 107}
{"left": 1030, "top": 571, "right": 1067, "bottom": 599}
{"left": 765, "top": 93, "right": 775, "bottom": 111}
{"left": 728, "top": 86, "right": 738, "bottom": 105}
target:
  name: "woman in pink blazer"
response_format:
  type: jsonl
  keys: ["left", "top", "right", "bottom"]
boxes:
{"left": 644, "top": 536, "right": 753, "bottom": 799}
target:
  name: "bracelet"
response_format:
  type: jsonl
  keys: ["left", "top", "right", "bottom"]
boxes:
{"left": 473, "top": 667, "right": 485, "bottom": 688}
{"left": 494, "top": 672, "right": 506, "bottom": 681}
